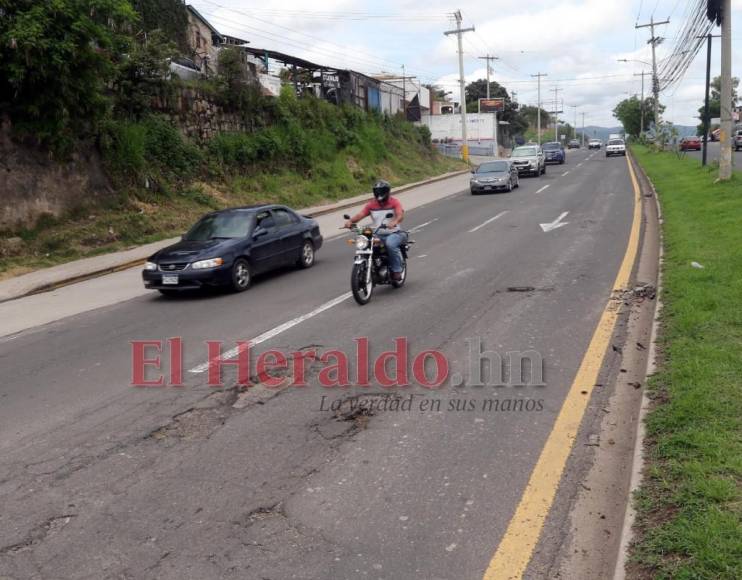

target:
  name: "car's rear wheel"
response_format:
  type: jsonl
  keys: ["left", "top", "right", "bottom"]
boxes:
{"left": 297, "top": 240, "right": 315, "bottom": 269}
{"left": 230, "top": 258, "right": 252, "bottom": 292}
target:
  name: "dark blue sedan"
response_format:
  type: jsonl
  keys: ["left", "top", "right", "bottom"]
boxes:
{"left": 142, "top": 205, "right": 323, "bottom": 295}
{"left": 542, "top": 142, "right": 566, "bottom": 164}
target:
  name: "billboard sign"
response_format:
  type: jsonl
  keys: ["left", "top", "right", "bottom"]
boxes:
{"left": 479, "top": 98, "right": 505, "bottom": 113}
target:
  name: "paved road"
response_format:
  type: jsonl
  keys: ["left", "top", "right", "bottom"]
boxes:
{"left": 0, "top": 148, "right": 636, "bottom": 579}
{"left": 684, "top": 140, "right": 742, "bottom": 165}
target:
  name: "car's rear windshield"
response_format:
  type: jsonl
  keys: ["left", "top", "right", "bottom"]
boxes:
{"left": 608, "top": 140, "right": 624, "bottom": 145}
{"left": 542, "top": 143, "right": 561, "bottom": 150}
{"left": 512, "top": 147, "right": 538, "bottom": 156}
{"left": 184, "top": 212, "right": 252, "bottom": 241}
{"left": 477, "top": 161, "right": 509, "bottom": 173}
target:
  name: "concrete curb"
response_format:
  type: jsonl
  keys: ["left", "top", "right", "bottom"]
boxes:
{"left": 612, "top": 152, "right": 664, "bottom": 580}
{"left": 0, "top": 169, "right": 468, "bottom": 303}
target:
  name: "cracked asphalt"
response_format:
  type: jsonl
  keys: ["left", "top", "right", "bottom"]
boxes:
{"left": 0, "top": 148, "right": 636, "bottom": 579}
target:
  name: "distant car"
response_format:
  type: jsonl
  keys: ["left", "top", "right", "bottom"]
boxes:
{"left": 509, "top": 145, "right": 546, "bottom": 176}
{"left": 605, "top": 139, "right": 626, "bottom": 157}
{"left": 679, "top": 136, "right": 702, "bottom": 151}
{"left": 588, "top": 139, "right": 602, "bottom": 150}
{"left": 567, "top": 139, "right": 580, "bottom": 149}
{"left": 470, "top": 160, "right": 519, "bottom": 194}
{"left": 542, "top": 141, "right": 566, "bottom": 164}
{"left": 734, "top": 129, "right": 742, "bottom": 151}
{"left": 142, "top": 205, "right": 323, "bottom": 295}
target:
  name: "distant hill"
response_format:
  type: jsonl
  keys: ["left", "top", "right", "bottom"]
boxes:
{"left": 581, "top": 125, "right": 698, "bottom": 140}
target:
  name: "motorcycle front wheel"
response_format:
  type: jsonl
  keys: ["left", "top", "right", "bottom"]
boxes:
{"left": 351, "top": 262, "right": 373, "bottom": 305}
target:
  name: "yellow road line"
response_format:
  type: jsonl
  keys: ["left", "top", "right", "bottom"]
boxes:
{"left": 482, "top": 154, "right": 643, "bottom": 580}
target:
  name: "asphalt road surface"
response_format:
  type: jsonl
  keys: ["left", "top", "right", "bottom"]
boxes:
{"left": 684, "top": 139, "right": 742, "bottom": 165}
{"left": 0, "top": 148, "right": 636, "bottom": 580}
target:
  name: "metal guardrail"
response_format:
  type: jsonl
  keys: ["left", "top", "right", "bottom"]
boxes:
{"left": 434, "top": 142, "right": 496, "bottom": 158}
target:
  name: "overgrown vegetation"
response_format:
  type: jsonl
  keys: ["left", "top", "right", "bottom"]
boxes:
{"left": 628, "top": 146, "right": 741, "bottom": 580}
{"left": 0, "top": 88, "right": 459, "bottom": 277}
{"left": 0, "top": 2, "right": 461, "bottom": 277}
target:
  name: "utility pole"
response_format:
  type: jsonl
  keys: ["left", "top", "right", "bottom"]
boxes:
{"left": 581, "top": 112, "right": 586, "bottom": 147}
{"left": 552, "top": 86, "right": 562, "bottom": 142}
{"left": 719, "top": 0, "right": 733, "bottom": 180}
{"left": 402, "top": 64, "right": 406, "bottom": 116}
{"left": 478, "top": 54, "right": 500, "bottom": 157}
{"left": 478, "top": 54, "right": 499, "bottom": 99}
{"left": 569, "top": 105, "right": 578, "bottom": 139}
{"left": 633, "top": 71, "right": 648, "bottom": 135}
{"left": 531, "top": 73, "right": 547, "bottom": 145}
{"left": 697, "top": 34, "right": 720, "bottom": 166}
{"left": 636, "top": 16, "right": 670, "bottom": 134}
{"left": 444, "top": 11, "right": 475, "bottom": 162}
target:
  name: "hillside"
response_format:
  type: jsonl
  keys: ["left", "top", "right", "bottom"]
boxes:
{"left": 0, "top": 90, "right": 462, "bottom": 278}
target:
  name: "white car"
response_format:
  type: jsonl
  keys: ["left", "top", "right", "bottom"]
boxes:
{"left": 588, "top": 139, "right": 602, "bottom": 150}
{"left": 605, "top": 139, "right": 626, "bottom": 157}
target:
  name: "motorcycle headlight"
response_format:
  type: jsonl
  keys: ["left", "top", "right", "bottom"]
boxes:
{"left": 191, "top": 257, "right": 224, "bottom": 270}
{"left": 355, "top": 237, "right": 369, "bottom": 250}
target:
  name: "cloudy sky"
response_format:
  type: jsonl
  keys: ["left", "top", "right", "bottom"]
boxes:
{"left": 191, "top": 0, "right": 742, "bottom": 127}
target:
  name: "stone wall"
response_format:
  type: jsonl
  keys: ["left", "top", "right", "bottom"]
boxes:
{"left": 151, "top": 87, "right": 250, "bottom": 141}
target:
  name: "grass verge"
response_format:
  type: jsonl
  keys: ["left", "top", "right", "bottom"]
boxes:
{"left": 628, "top": 145, "right": 741, "bottom": 579}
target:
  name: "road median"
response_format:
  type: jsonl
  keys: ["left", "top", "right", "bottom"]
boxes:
{"left": 625, "top": 146, "right": 741, "bottom": 579}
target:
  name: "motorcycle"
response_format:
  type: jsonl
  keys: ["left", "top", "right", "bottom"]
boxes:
{"left": 343, "top": 213, "right": 413, "bottom": 305}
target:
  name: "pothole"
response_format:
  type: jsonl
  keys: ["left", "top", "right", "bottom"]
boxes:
{"left": 312, "top": 393, "right": 403, "bottom": 440}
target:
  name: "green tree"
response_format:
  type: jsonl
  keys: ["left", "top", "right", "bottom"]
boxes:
{"left": 464, "top": 78, "right": 527, "bottom": 135}
{"left": 130, "top": 0, "right": 189, "bottom": 53}
{"left": 517, "top": 105, "right": 551, "bottom": 130}
{"left": 0, "top": 0, "right": 137, "bottom": 152}
{"left": 114, "top": 29, "right": 178, "bottom": 119}
{"left": 696, "top": 75, "right": 739, "bottom": 135}
{"left": 613, "top": 96, "right": 663, "bottom": 137}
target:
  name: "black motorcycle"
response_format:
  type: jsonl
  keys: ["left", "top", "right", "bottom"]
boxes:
{"left": 343, "top": 213, "right": 413, "bottom": 305}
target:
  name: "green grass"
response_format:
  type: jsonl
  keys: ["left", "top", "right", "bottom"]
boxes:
{"left": 628, "top": 146, "right": 742, "bottom": 579}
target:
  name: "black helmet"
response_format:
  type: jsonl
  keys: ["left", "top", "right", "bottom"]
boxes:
{"left": 372, "top": 180, "right": 391, "bottom": 203}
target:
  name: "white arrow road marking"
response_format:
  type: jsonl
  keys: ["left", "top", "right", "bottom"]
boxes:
{"left": 536, "top": 185, "right": 550, "bottom": 194}
{"left": 540, "top": 211, "right": 570, "bottom": 233}
{"left": 188, "top": 292, "right": 353, "bottom": 374}
{"left": 468, "top": 211, "right": 509, "bottom": 233}
{"left": 408, "top": 218, "right": 439, "bottom": 233}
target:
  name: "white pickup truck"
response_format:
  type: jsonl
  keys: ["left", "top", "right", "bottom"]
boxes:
{"left": 605, "top": 139, "right": 626, "bottom": 157}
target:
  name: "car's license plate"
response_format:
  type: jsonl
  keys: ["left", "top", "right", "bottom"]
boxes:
{"left": 484, "top": 186, "right": 492, "bottom": 190}
{"left": 162, "top": 275, "right": 178, "bottom": 285}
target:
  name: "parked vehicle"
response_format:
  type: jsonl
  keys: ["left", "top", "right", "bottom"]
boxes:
{"left": 605, "top": 139, "right": 626, "bottom": 157}
{"left": 142, "top": 205, "right": 322, "bottom": 295}
{"left": 735, "top": 129, "right": 742, "bottom": 151}
{"left": 344, "top": 213, "right": 413, "bottom": 305}
{"left": 542, "top": 141, "right": 566, "bottom": 164}
{"left": 588, "top": 139, "right": 602, "bottom": 150}
{"left": 470, "top": 160, "right": 519, "bottom": 194}
{"left": 567, "top": 139, "right": 580, "bottom": 149}
{"left": 509, "top": 145, "right": 546, "bottom": 176}
{"left": 679, "top": 136, "right": 702, "bottom": 151}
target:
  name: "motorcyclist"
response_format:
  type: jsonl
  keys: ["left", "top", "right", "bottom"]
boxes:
{"left": 344, "top": 180, "right": 407, "bottom": 281}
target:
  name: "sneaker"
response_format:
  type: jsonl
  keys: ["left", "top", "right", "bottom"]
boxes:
{"left": 391, "top": 271, "right": 402, "bottom": 281}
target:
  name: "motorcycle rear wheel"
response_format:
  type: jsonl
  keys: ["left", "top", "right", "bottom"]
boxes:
{"left": 351, "top": 262, "right": 373, "bottom": 305}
